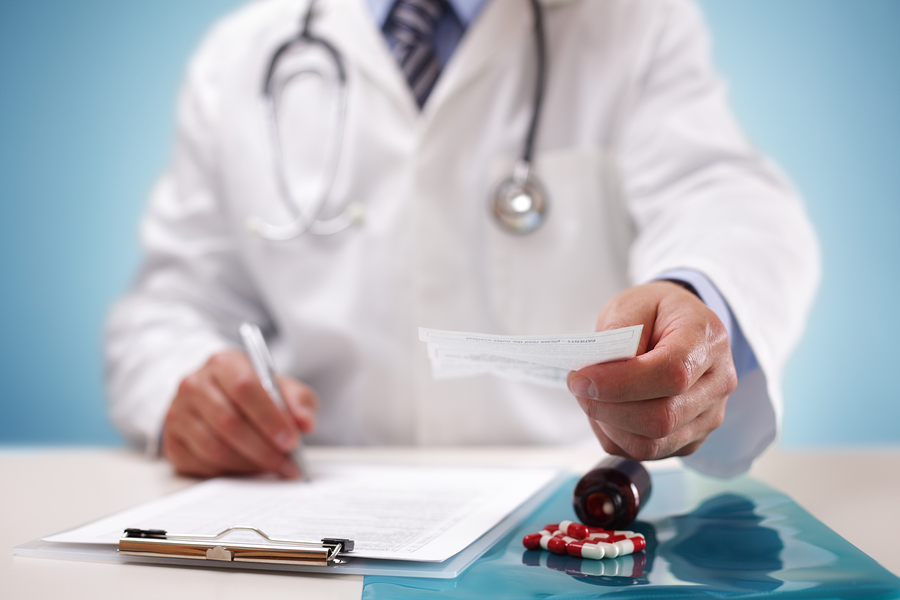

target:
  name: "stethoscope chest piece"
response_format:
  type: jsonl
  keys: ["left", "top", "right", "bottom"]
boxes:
{"left": 492, "top": 160, "right": 547, "bottom": 235}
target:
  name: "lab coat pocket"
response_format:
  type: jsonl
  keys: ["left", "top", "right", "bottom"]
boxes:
{"left": 485, "top": 148, "right": 634, "bottom": 334}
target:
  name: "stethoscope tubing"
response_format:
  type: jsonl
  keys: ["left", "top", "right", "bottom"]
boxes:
{"left": 250, "top": 0, "right": 548, "bottom": 240}
{"left": 522, "top": 0, "right": 546, "bottom": 167}
{"left": 250, "top": 0, "right": 355, "bottom": 239}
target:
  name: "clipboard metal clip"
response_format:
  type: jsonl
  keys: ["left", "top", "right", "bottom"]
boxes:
{"left": 119, "top": 526, "right": 354, "bottom": 567}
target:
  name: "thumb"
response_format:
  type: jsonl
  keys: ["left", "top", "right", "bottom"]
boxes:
{"left": 277, "top": 376, "right": 319, "bottom": 434}
{"left": 596, "top": 283, "right": 671, "bottom": 355}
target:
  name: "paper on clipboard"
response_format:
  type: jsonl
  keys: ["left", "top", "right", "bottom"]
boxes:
{"left": 42, "top": 463, "right": 559, "bottom": 564}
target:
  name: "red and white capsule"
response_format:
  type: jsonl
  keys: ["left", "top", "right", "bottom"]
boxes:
{"left": 614, "top": 535, "right": 646, "bottom": 555}
{"left": 557, "top": 520, "right": 588, "bottom": 540}
{"left": 522, "top": 521, "right": 646, "bottom": 562}
{"left": 566, "top": 534, "right": 646, "bottom": 560}
{"left": 538, "top": 532, "right": 560, "bottom": 551}
{"left": 522, "top": 524, "right": 560, "bottom": 550}
{"left": 547, "top": 534, "right": 578, "bottom": 555}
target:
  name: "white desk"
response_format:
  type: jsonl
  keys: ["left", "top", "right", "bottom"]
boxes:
{"left": 3, "top": 446, "right": 899, "bottom": 599}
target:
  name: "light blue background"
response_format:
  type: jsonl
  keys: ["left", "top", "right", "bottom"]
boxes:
{"left": 0, "top": 1, "right": 897, "bottom": 448}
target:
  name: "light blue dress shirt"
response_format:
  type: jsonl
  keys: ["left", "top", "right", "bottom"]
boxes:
{"left": 365, "top": 0, "right": 759, "bottom": 380}
{"left": 657, "top": 270, "right": 759, "bottom": 379}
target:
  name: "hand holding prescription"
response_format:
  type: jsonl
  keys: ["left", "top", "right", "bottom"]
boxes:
{"left": 567, "top": 281, "right": 738, "bottom": 461}
{"left": 419, "top": 325, "right": 644, "bottom": 387}
{"left": 162, "top": 350, "right": 318, "bottom": 478}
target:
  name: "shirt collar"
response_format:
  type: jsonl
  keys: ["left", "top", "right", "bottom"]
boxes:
{"left": 366, "top": 0, "right": 487, "bottom": 28}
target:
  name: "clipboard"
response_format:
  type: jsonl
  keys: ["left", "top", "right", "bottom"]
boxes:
{"left": 118, "top": 526, "right": 353, "bottom": 567}
{"left": 14, "top": 467, "right": 566, "bottom": 579}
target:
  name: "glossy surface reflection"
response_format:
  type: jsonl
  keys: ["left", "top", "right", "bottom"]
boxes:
{"left": 658, "top": 493, "right": 783, "bottom": 592}
{"left": 362, "top": 470, "right": 900, "bottom": 599}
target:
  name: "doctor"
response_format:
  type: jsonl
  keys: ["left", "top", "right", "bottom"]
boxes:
{"left": 105, "top": 0, "right": 819, "bottom": 479}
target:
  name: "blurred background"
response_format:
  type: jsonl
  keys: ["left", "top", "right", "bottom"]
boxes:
{"left": 0, "top": 0, "right": 897, "bottom": 448}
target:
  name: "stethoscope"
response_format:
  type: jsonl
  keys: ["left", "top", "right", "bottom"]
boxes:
{"left": 247, "top": 0, "right": 548, "bottom": 241}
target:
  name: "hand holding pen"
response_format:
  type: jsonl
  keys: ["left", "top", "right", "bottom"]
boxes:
{"left": 160, "top": 328, "right": 317, "bottom": 479}
{"left": 239, "top": 322, "right": 311, "bottom": 481}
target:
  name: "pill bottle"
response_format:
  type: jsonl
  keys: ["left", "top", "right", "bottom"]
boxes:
{"left": 572, "top": 456, "right": 652, "bottom": 529}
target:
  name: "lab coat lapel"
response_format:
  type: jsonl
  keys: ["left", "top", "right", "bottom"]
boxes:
{"left": 424, "top": 0, "right": 531, "bottom": 114}
{"left": 314, "top": 0, "right": 419, "bottom": 115}
{"left": 424, "top": 0, "right": 578, "bottom": 115}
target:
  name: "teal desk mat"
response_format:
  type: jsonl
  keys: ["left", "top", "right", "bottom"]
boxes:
{"left": 362, "top": 470, "right": 900, "bottom": 599}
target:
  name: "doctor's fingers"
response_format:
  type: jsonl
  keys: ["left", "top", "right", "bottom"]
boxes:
{"left": 174, "top": 368, "right": 300, "bottom": 478}
{"left": 573, "top": 365, "right": 732, "bottom": 440}
{"left": 568, "top": 318, "right": 734, "bottom": 405}
{"left": 162, "top": 418, "right": 258, "bottom": 478}
{"left": 577, "top": 378, "right": 728, "bottom": 440}
{"left": 586, "top": 400, "right": 726, "bottom": 461}
{"left": 206, "top": 351, "right": 299, "bottom": 453}
{"left": 276, "top": 375, "right": 319, "bottom": 433}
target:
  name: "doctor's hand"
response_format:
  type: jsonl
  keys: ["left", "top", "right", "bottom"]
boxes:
{"left": 162, "top": 350, "right": 318, "bottom": 478}
{"left": 567, "top": 281, "right": 737, "bottom": 461}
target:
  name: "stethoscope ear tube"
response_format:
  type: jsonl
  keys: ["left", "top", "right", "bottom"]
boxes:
{"left": 250, "top": 0, "right": 356, "bottom": 240}
{"left": 251, "top": 0, "right": 550, "bottom": 240}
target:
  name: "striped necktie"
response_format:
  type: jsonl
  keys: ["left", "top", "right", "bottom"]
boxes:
{"left": 383, "top": 0, "right": 449, "bottom": 107}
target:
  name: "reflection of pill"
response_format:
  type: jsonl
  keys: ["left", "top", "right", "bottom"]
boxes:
{"left": 619, "top": 554, "right": 635, "bottom": 576}
{"left": 632, "top": 549, "right": 647, "bottom": 577}
{"left": 606, "top": 555, "right": 623, "bottom": 576}
{"left": 546, "top": 552, "right": 570, "bottom": 573}
{"left": 522, "top": 549, "right": 543, "bottom": 567}
{"left": 575, "top": 556, "right": 606, "bottom": 576}
{"left": 558, "top": 520, "right": 588, "bottom": 539}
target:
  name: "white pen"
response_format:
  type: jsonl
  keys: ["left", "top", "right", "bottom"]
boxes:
{"left": 239, "top": 322, "right": 310, "bottom": 481}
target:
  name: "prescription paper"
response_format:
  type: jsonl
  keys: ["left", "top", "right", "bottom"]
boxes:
{"left": 419, "top": 325, "right": 643, "bottom": 389}
{"left": 44, "top": 464, "right": 559, "bottom": 563}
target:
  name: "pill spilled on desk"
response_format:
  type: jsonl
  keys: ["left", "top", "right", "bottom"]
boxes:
{"left": 522, "top": 520, "right": 646, "bottom": 560}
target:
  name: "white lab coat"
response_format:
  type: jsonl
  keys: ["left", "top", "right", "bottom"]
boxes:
{"left": 105, "top": 0, "right": 819, "bottom": 476}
